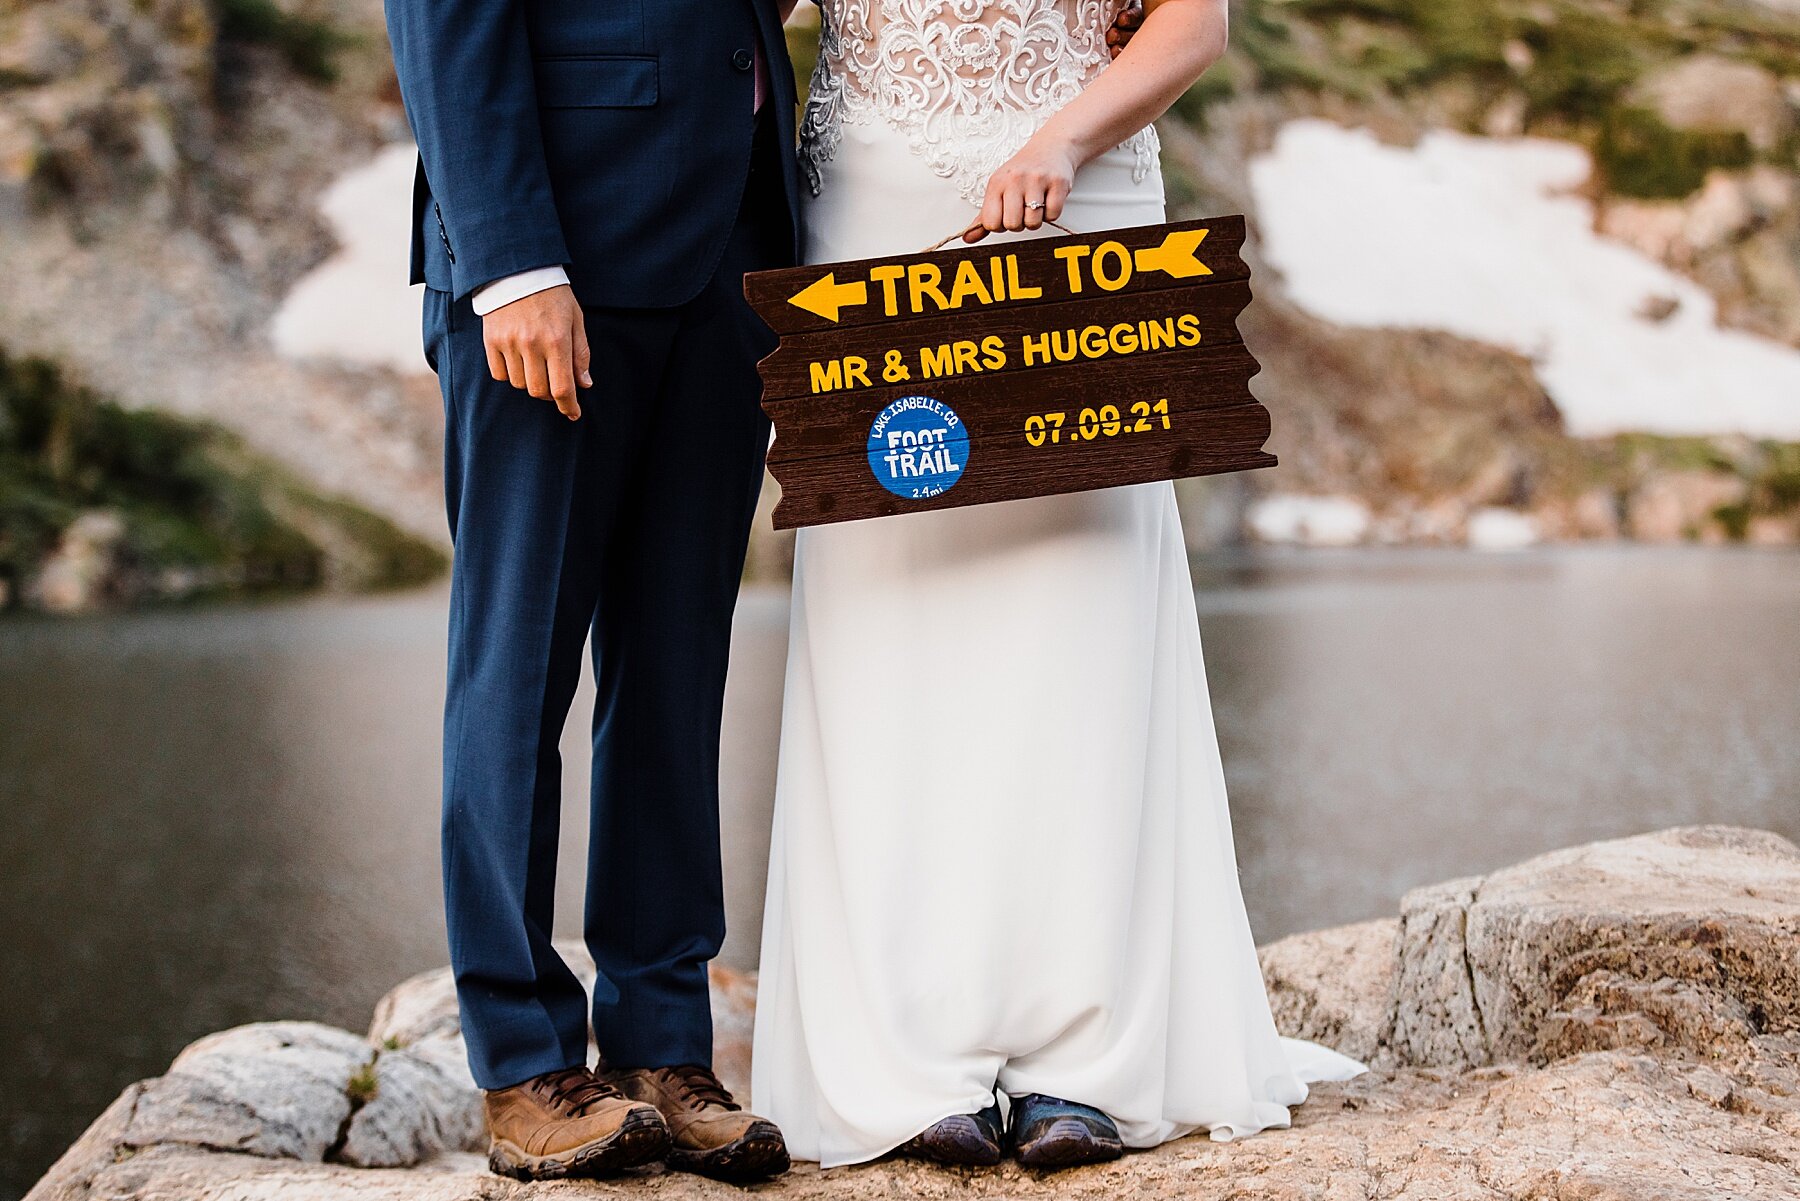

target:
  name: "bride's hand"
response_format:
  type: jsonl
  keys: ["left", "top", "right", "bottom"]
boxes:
{"left": 965, "top": 136, "right": 1078, "bottom": 243}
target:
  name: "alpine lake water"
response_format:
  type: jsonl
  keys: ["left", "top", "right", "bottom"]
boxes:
{"left": 2, "top": 546, "right": 1796, "bottom": 1200}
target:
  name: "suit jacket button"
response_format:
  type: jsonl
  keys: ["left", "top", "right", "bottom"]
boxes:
{"left": 732, "top": 47, "right": 754, "bottom": 71}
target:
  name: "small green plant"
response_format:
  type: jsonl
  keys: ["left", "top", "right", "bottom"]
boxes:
{"left": 213, "top": 0, "right": 352, "bottom": 83}
{"left": 346, "top": 1062, "right": 380, "bottom": 1105}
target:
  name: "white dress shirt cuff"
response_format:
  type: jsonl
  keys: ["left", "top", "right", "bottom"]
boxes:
{"left": 470, "top": 266, "right": 571, "bottom": 316}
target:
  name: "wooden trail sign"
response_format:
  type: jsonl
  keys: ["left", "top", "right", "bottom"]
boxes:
{"left": 744, "top": 215, "right": 1275, "bottom": 530}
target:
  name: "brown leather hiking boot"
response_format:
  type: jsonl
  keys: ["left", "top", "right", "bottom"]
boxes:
{"left": 604, "top": 1063, "right": 790, "bottom": 1182}
{"left": 482, "top": 1065, "right": 669, "bottom": 1180}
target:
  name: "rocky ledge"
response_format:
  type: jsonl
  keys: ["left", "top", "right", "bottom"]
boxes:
{"left": 28, "top": 826, "right": 1800, "bottom": 1199}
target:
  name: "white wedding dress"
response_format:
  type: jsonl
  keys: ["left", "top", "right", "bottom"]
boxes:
{"left": 752, "top": 0, "right": 1364, "bottom": 1167}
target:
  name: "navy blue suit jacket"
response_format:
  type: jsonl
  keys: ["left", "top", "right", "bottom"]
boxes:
{"left": 385, "top": 0, "right": 801, "bottom": 309}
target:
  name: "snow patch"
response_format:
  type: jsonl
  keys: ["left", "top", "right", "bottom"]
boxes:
{"left": 1248, "top": 120, "right": 1800, "bottom": 441}
{"left": 1467, "top": 507, "right": 1541, "bottom": 551}
{"left": 272, "top": 144, "right": 429, "bottom": 375}
{"left": 1247, "top": 494, "right": 1372, "bottom": 546}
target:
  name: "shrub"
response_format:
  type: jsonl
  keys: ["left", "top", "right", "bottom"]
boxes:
{"left": 1518, "top": 11, "right": 1643, "bottom": 123}
{"left": 1594, "top": 106, "right": 1754, "bottom": 199}
{"left": 213, "top": 0, "right": 352, "bottom": 83}
{"left": 0, "top": 349, "right": 443, "bottom": 610}
{"left": 1170, "top": 62, "right": 1239, "bottom": 128}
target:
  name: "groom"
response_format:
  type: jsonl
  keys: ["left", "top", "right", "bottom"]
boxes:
{"left": 383, "top": 0, "right": 800, "bottom": 1184}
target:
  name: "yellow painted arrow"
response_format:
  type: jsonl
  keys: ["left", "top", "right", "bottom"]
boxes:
{"left": 787, "top": 272, "right": 869, "bottom": 322}
{"left": 1134, "top": 228, "right": 1213, "bottom": 279}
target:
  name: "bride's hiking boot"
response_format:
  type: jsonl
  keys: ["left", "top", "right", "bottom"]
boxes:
{"left": 1009, "top": 1094, "right": 1125, "bottom": 1170}
{"left": 899, "top": 1102, "right": 1005, "bottom": 1167}
{"left": 603, "top": 1063, "right": 791, "bottom": 1182}
{"left": 482, "top": 1065, "right": 669, "bottom": 1180}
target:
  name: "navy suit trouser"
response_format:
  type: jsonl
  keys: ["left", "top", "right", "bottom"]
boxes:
{"left": 423, "top": 138, "right": 786, "bottom": 1092}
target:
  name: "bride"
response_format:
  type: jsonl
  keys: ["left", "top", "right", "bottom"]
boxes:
{"left": 753, "top": 0, "right": 1364, "bottom": 1170}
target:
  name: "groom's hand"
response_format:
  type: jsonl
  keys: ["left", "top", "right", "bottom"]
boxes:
{"left": 482, "top": 285, "right": 591, "bottom": 421}
{"left": 1107, "top": 2, "right": 1143, "bottom": 57}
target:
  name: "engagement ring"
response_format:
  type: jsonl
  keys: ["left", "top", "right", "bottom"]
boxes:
{"left": 1025, "top": 200, "right": 1046, "bottom": 210}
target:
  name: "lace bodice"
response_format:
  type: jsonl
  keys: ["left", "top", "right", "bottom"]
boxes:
{"left": 800, "top": 0, "right": 1160, "bottom": 206}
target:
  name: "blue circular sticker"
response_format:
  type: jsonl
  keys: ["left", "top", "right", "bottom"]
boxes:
{"left": 865, "top": 396, "right": 970, "bottom": 499}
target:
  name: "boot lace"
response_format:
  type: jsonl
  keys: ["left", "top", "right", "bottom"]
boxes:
{"left": 660, "top": 1064, "right": 740, "bottom": 1112}
{"left": 535, "top": 1066, "right": 625, "bottom": 1117}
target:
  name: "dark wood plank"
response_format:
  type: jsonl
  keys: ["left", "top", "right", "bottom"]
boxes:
{"left": 768, "top": 401, "right": 1275, "bottom": 529}
{"left": 757, "top": 280, "right": 1251, "bottom": 402}
{"left": 766, "top": 341, "right": 1262, "bottom": 466}
{"left": 744, "top": 215, "right": 1249, "bottom": 336}
{"left": 748, "top": 213, "right": 1276, "bottom": 529}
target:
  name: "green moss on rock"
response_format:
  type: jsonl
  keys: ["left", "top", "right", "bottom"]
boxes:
{"left": 0, "top": 349, "right": 444, "bottom": 612}
{"left": 1292, "top": 0, "right": 1512, "bottom": 84}
{"left": 1517, "top": 10, "right": 1645, "bottom": 123}
{"left": 1193, "top": 0, "right": 1795, "bottom": 202}
{"left": 1595, "top": 105, "right": 1754, "bottom": 198}
{"left": 213, "top": 0, "right": 354, "bottom": 83}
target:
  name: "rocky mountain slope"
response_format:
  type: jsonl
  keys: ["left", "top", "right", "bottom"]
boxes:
{"left": 0, "top": 345, "right": 440, "bottom": 610}
{"left": 0, "top": 0, "right": 451, "bottom": 609}
{"left": 27, "top": 825, "right": 1800, "bottom": 1199}
{"left": 2, "top": 0, "right": 1797, "bottom": 583}
{"left": 1153, "top": 0, "right": 1800, "bottom": 546}
{"left": 0, "top": 0, "right": 446, "bottom": 590}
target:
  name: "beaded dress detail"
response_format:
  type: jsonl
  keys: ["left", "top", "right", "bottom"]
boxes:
{"left": 800, "top": 0, "right": 1159, "bottom": 204}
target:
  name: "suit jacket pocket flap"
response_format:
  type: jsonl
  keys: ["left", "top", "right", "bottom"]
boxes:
{"left": 535, "top": 56, "right": 658, "bottom": 108}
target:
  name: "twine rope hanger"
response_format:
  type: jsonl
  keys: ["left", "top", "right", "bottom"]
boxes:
{"left": 923, "top": 217, "right": 1079, "bottom": 253}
